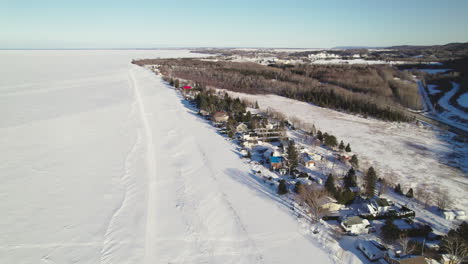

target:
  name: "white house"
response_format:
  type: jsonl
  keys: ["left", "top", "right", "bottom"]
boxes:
{"left": 340, "top": 216, "right": 370, "bottom": 235}
{"left": 301, "top": 153, "right": 316, "bottom": 168}
{"left": 240, "top": 148, "right": 249, "bottom": 157}
{"left": 212, "top": 111, "right": 229, "bottom": 123}
{"left": 367, "top": 198, "right": 395, "bottom": 215}
{"left": 236, "top": 123, "right": 248, "bottom": 133}
{"left": 357, "top": 240, "right": 385, "bottom": 261}
{"left": 443, "top": 210, "right": 466, "bottom": 220}
{"left": 317, "top": 196, "right": 343, "bottom": 212}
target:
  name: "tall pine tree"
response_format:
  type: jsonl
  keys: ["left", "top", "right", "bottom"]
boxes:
{"left": 325, "top": 174, "right": 337, "bottom": 195}
{"left": 364, "top": 167, "right": 377, "bottom": 197}
{"left": 287, "top": 140, "right": 299, "bottom": 172}
{"left": 345, "top": 143, "right": 351, "bottom": 152}
{"left": 339, "top": 140, "right": 345, "bottom": 151}
{"left": 344, "top": 168, "right": 357, "bottom": 189}
{"left": 350, "top": 155, "right": 359, "bottom": 168}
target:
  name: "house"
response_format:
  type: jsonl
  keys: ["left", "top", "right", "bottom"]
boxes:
{"left": 199, "top": 109, "right": 210, "bottom": 117}
{"left": 311, "top": 138, "right": 321, "bottom": 147}
{"left": 384, "top": 251, "right": 427, "bottom": 264}
{"left": 444, "top": 210, "right": 466, "bottom": 220}
{"left": 271, "top": 147, "right": 283, "bottom": 157}
{"left": 442, "top": 211, "right": 456, "bottom": 220}
{"left": 236, "top": 123, "right": 249, "bottom": 133}
{"left": 240, "top": 148, "right": 249, "bottom": 157}
{"left": 340, "top": 216, "right": 370, "bottom": 235}
{"left": 367, "top": 198, "right": 395, "bottom": 215}
{"left": 454, "top": 210, "right": 466, "bottom": 220}
{"left": 212, "top": 111, "right": 229, "bottom": 123}
{"left": 357, "top": 240, "right": 386, "bottom": 261}
{"left": 301, "top": 153, "right": 316, "bottom": 168}
{"left": 270, "top": 156, "right": 284, "bottom": 170}
{"left": 317, "top": 196, "right": 343, "bottom": 212}
{"left": 393, "top": 219, "right": 419, "bottom": 232}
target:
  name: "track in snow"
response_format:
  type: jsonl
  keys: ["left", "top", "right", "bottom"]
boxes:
{"left": 128, "top": 65, "right": 332, "bottom": 264}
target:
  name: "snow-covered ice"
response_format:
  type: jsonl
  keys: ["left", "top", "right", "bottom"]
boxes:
{"left": 0, "top": 50, "right": 332, "bottom": 263}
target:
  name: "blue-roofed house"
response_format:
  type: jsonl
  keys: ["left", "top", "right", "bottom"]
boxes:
{"left": 270, "top": 156, "right": 283, "bottom": 170}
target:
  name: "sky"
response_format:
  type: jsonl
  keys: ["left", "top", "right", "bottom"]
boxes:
{"left": 1, "top": 0, "right": 467, "bottom": 49}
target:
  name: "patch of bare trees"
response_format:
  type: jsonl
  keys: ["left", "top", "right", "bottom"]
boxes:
{"left": 296, "top": 185, "right": 329, "bottom": 223}
{"left": 441, "top": 235, "right": 468, "bottom": 264}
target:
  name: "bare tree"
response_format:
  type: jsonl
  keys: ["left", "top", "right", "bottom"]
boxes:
{"left": 398, "top": 235, "right": 416, "bottom": 255}
{"left": 297, "top": 186, "right": 329, "bottom": 223}
{"left": 434, "top": 187, "right": 453, "bottom": 211}
{"left": 441, "top": 235, "right": 468, "bottom": 264}
{"left": 415, "top": 184, "right": 432, "bottom": 208}
{"left": 378, "top": 177, "right": 389, "bottom": 196}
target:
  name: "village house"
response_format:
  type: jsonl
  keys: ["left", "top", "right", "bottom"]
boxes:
{"left": 301, "top": 153, "right": 316, "bottom": 168}
{"left": 384, "top": 251, "right": 427, "bottom": 264}
{"left": 357, "top": 240, "right": 386, "bottom": 261}
{"left": 270, "top": 156, "right": 284, "bottom": 170}
{"left": 236, "top": 123, "right": 249, "bottom": 133}
{"left": 367, "top": 197, "right": 396, "bottom": 216}
{"left": 340, "top": 216, "right": 370, "bottom": 235}
{"left": 212, "top": 111, "right": 229, "bottom": 123}
{"left": 442, "top": 210, "right": 466, "bottom": 220}
{"left": 199, "top": 109, "right": 210, "bottom": 117}
{"left": 239, "top": 148, "right": 249, "bottom": 157}
{"left": 317, "top": 196, "right": 343, "bottom": 212}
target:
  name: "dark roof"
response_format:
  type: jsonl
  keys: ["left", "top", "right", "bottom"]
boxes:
{"left": 375, "top": 198, "right": 390, "bottom": 207}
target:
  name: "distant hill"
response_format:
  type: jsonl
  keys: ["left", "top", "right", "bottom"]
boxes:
{"left": 389, "top": 42, "right": 468, "bottom": 51}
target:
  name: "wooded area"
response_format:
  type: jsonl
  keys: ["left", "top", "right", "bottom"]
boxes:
{"left": 134, "top": 59, "right": 421, "bottom": 121}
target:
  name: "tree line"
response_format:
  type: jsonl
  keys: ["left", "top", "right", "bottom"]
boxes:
{"left": 133, "top": 59, "right": 419, "bottom": 122}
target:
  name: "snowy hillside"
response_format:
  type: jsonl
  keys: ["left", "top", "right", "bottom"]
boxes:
{"left": 0, "top": 50, "right": 332, "bottom": 263}
{"left": 223, "top": 91, "right": 468, "bottom": 212}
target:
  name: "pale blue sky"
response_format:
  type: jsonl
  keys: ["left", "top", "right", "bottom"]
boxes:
{"left": 1, "top": 0, "right": 467, "bottom": 49}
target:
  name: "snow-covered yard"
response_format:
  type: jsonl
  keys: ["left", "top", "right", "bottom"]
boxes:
{"left": 223, "top": 91, "right": 468, "bottom": 213}
{"left": 0, "top": 50, "right": 333, "bottom": 263}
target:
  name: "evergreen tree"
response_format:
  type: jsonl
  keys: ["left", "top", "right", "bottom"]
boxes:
{"left": 345, "top": 143, "right": 351, "bottom": 152}
{"left": 169, "top": 78, "right": 174, "bottom": 86}
{"left": 255, "top": 101, "right": 259, "bottom": 109}
{"left": 406, "top": 188, "right": 414, "bottom": 198}
{"left": 335, "top": 189, "right": 357, "bottom": 205}
{"left": 278, "top": 179, "right": 288, "bottom": 195}
{"left": 317, "top": 130, "right": 323, "bottom": 141}
{"left": 287, "top": 140, "right": 299, "bottom": 172}
{"left": 344, "top": 168, "right": 357, "bottom": 188}
{"left": 395, "top": 184, "right": 403, "bottom": 195}
{"left": 350, "top": 155, "right": 359, "bottom": 168}
{"left": 324, "top": 134, "right": 338, "bottom": 148}
{"left": 246, "top": 151, "right": 251, "bottom": 159}
{"left": 364, "top": 167, "right": 377, "bottom": 197}
{"left": 339, "top": 140, "right": 345, "bottom": 151}
{"left": 325, "top": 174, "right": 337, "bottom": 195}
{"left": 244, "top": 111, "right": 252, "bottom": 123}
{"left": 174, "top": 79, "right": 180, "bottom": 88}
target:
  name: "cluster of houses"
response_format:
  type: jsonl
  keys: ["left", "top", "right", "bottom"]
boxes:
{"left": 357, "top": 239, "right": 429, "bottom": 264}
{"left": 173, "top": 83, "right": 459, "bottom": 264}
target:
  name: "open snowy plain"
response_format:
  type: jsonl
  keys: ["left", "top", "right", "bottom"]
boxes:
{"left": 0, "top": 50, "right": 332, "bottom": 263}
